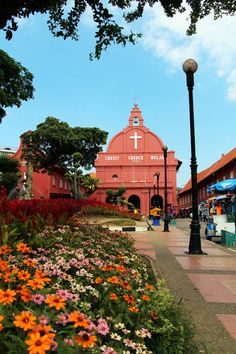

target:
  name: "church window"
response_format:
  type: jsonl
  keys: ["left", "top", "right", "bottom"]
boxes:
{"left": 132, "top": 117, "right": 139, "bottom": 126}
{"left": 112, "top": 174, "right": 118, "bottom": 181}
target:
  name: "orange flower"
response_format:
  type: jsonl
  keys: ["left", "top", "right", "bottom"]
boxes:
{"left": 18, "top": 270, "right": 31, "bottom": 281}
{"left": 45, "top": 294, "right": 65, "bottom": 310}
{"left": 110, "top": 293, "right": 118, "bottom": 300}
{"left": 123, "top": 294, "right": 135, "bottom": 305}
{"left": 145, "top": 284, "right": 154, "bottom": 291}
{"left": 117, "top": 255, "right": 125, "bottom": 260}
{"left": 0, "top": 314, "right": 4, "bottom": 330}
{"left": 75, "top": 331, "right": 97, "bottom": 348}
{"left": 107, "top": 276, "right": 120, "bottom": 284}
{"left": 34, "top": 270, "right": 51, "bottom": 283}
{"left": 120, "top": 281, "right": 131, "bottom": 291}
{"left": 29, "top": 324, "right": 55, "bottom": 341}
{"left": 19, "top": 288, "right": 32, "bottom": 302}
{"left": 95, "top": 277, "right": 103, "bottom": 284}
{"left": 150, "top": 311, "right": 158, "bottom": 320}
{"left": 2, "top": 271, "right": 15, "bottom": 283}
{"left": 25, "top": 332, "right": 52, "bottom": 353}
{"left": 16, "top": 242, "right": 31, "bottom": 253}
{"left": 116, "top": 264, "right": 125, "bottom": 272}
{"left": 0, "top": 289, "right": 16, "bottom": 305}
{"left": 102, "top": 265, "right": 114, "bottom": 271}
{"left": 23, "top": 259, "right": 37, "bottom": 267}
{"left": 14, "top": 311, "right": 37, "bottom": 331}
{"left": 128, "top": 306, "right": 139, "bottom": 313}
{"left": 68, "top": 311, "right": 89, "bottom": 328}
{"left": 0, "top": 259, "right": 9, "bottom": 272}
{"left": 0, "top": 245, "right": 12, "bottom": 255}
{"left": 27, "top": 278, "right": 44, "bottom": 290}
{"left": 142, "top": 295, "right": 151, "bottom": 301}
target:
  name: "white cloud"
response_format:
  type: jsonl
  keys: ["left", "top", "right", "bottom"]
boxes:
{"left": 142, "top": 3, "right": 236, "bottom": 100}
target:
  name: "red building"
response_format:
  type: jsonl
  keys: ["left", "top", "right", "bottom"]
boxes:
{"left": 178, "top": 147, "right": 236, "bottom": 209}
{"left": 93, "top": 104, "right": 181, "bottom": 215}
{"left": 13, "top": 141, "right": 71, "bottom": 199}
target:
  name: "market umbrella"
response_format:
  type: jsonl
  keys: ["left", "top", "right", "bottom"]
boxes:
{"left": 207, "top": 179, "right": 236, "bottom": 193}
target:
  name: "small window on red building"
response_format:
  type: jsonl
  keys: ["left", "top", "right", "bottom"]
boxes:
{"left": 112, "top": 174, "right": 118, "bottom": 181}
{"left": 59, "top": 179, "right": 63, "bottom": 189}
{"left": 52, "top": 176, "right": 56, "bottom": 186}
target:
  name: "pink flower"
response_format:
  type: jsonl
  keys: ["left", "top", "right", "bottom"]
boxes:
{"left": 56, "top": 313, "right": 69, "bottom": 326}
{"left": 38, "top": 315, "right": 49, "bottom": 325}
{"left": 97, "top": 318, "right": 109, "bottom": 335}
{"left": 57, "top": 289, "right": 70, "bottom": 300}
{"left": 32, "top": 293, "right": 45, "bottom": 305}
{"left": 102, "top": 348, "right": 117, "bottom": 354}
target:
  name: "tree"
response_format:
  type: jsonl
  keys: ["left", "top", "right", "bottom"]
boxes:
{"left": 0, "top": 154, "right": 21, "bottom": 196}
{"left": 106, "top": 186, "right": 126, "bottom": 206}
{"left": 82, "top": 174, "right": 100, "bottom": 196}
{"left": 1, "top": 1, "right": 236, "bottom": 59}
{"left": 21, "top": 117, "right": 108, "bottom": 198}
{"left": 0, "top": 49, "right": 34, "bottom": 122}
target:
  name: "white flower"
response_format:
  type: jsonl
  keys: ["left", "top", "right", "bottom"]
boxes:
{"left": 114, "top": 322, "right": 125, "bottom": 329}
{"left": 110, "top": 333, "right": 122, "bottom": 341}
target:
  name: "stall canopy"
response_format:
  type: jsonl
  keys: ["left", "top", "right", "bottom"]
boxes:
{"left": 207, "top": 179, "right": 236, "bottom": 193}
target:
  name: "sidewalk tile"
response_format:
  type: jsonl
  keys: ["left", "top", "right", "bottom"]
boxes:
{"left": 216, "top": 315, "right": 236, "bottom": 340}
{"left": 176, "top": 256, "right": 236, "bottom": 271}
{"left": 188, "top": 274, "right": 236, "bottom": 303}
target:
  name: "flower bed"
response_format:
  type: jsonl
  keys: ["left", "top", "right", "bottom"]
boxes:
{"left": 0, "top": 223, "right": 198, "bottom": 353}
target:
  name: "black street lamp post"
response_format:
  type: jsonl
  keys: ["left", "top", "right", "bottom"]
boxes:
{"left": 148, "top": 188, "right": 151, "bottom": 210}
{"left": 162, "top": 146, "right": 169, "bottom": 232}
{"left": 182, "top": 58, "right": 204, "bottom": 254}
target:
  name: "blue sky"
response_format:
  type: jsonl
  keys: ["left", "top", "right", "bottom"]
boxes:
{"left": 0, "top": 3, "right": 235, "bottom": 187}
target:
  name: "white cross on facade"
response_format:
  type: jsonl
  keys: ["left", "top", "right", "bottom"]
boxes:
{"left": 130, "top": 132, "right": 142, "bottom": 149}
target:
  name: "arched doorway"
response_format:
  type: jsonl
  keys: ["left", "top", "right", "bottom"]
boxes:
{"left": 128, "top": 195, "right": 140, "bottom": 211}
{"left": 151, "top": 195, "right": 163, "bottom": 209}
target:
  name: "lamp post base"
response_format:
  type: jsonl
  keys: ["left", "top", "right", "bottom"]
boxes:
{"left": 186, "top": 220, "right": 207, "bottom": 254}
{"left": 163, "top": 218, "right": 169, "bottom": 232}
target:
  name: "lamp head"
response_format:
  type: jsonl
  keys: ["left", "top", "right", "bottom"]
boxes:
{"left": 162, "top": 145, "right": 168, "bottom": 152}
{"left": 182, "top": 59, "right": 198, "bottom": 74}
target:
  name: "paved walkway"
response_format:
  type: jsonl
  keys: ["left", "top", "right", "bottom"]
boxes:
{"left": 132, "top": 222, "right": 236, "bottom": 354}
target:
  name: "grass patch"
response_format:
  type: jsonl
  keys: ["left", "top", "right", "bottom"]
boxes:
{"left": 101, "top": 218, "right": 136, "bottom": 226}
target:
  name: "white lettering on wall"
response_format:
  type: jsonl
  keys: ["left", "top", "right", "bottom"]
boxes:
{"left": 150, "top": 155, "right": 164, "bottom": 160}
{"left": 105, "top": 156, "right": 120, "bottom": 160}
{"left": 128, "top": 156, "right": 143, "bottom": 160}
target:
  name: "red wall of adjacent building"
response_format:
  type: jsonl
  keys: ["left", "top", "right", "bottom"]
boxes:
{"left": 13, "top": 141, "right": 71, "bottom": 199}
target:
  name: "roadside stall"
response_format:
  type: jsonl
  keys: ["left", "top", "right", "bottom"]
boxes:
{"left": 207, "top": 179, "right": 236, "bottom": 243}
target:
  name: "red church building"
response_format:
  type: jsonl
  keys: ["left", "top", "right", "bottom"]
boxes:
{"left": 93, "top": 104, "right": 181, "bottom": 215}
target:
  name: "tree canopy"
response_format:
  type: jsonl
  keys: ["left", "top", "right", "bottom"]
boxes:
{"left": 0, "top": 49, "right": 34, "bottom": 122}
{"left": 1, "top": 1, "right": 236, "bottom": 59}
{"left": 21, "top": 116, "right": 108, "bottom": 172}
{"left": 0, "top": 154, "right": 21, "bottom": 196}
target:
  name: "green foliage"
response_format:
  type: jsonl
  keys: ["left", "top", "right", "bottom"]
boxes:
{"left": 21, "top": 117, "right": 108, "bottom": 172}
{"left": 0, "top": 49, "right": 34, "bottom": 122}
{"left": 82, "top": 174, "right": 100, "bottom": 195}
{"left": 1, "top": 1, "right": 236, "bottom": 59}
{"left": 106, "top": 186, "right": 127, "bottom": 206}
{"left": 0, "top": 154, "right": 21, "bottom": 195}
